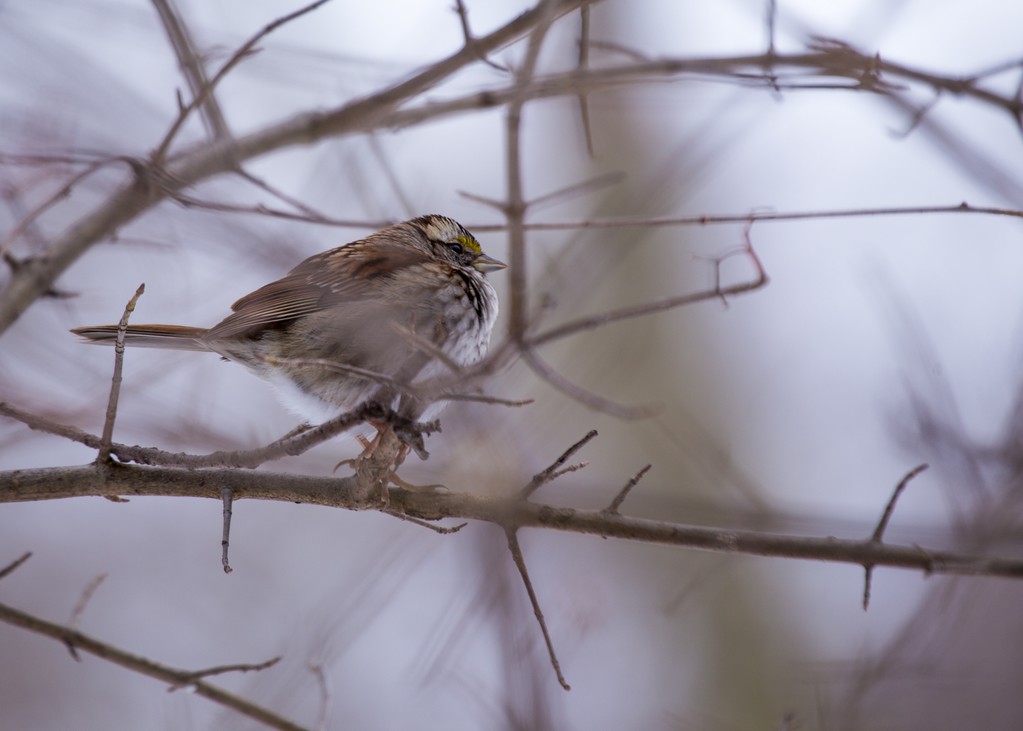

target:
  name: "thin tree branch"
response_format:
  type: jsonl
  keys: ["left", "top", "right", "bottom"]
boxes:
{"left": 96, "top": 284, "right": 145, "bottom": 465}
{"left": 0, "top": 600, "right": 307, "bottom": 731}
{"left": 863, "top": 464, "right": 929, "bottom": 610}
{"left": 602, "top": 464, "right": 651, "bottom": 515}
{"left": 576, "top": 5, "right": 594, "bottom": 156}
{"left": 150, "top": 0, "right": 231, "bottom": 143}
{"left": 0, "top": 552, "right": 32, "bottom": 581}
{"left": 520, "top": 347, "right": 657, "bottom": 418}
{"left": 0, "top": 400, "right": 427, "bottom": 470}
{"left": 519, "top": 429, "right": 597, "bottom": 499}
{"left": 0, "top": 159, "right": 113, "bottom": 259}
{"left": 503, "top": 527, "right": 570, "bottom": 690}
{"left": 151, "top": 0, "right": 330, "bottom": 163}
{"left": 526, "top": 223, "right": 768, "bottom": 347}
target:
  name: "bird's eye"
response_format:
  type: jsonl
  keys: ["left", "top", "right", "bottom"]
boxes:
{"left": 449, "top": 242, "right": 464, "bottom": 255}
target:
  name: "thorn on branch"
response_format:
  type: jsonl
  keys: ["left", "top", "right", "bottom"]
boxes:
{"left": 862, "top": 463, "right": 928, "bottom": 610}
{"left": 519, "top": 429, "right": 598, "bottom": 499}
{"left": 603, "top": 464, "right": 651, "bottom": 515}
{"left": 504, "top": 527, "right": 570, "bottom": 691}
{"left": 221, "top": 487, "right": 234, "bottom": 574}
{"left": 65, "top": 571, "right": 108, "bottom": 660}
{"left": 69, "top": 572, "right": 108, "bottom": 629}
{"left": 452, "top": 0, "right": 507, "bottom": 72}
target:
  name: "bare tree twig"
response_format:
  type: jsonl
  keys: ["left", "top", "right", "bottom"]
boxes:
{"left": 172, "top": 656, "right": 282, "bottom": 687}
{"left": 69, "top": 573, "right": 108, "bottom": 630}
{"left": 150, "top": 0, "right": 231, "bottom": 142}
{"left": 0, "top": 159, "right": 112, "bottom": 259}
{"left": 603, "top": 464, "right": 651, "bottom": 515}
{"left": 520, "top": 347, "right": 657, "bottom": 418}
{"left": 0, "top": 552, "right": 32, "bottom": 581}
{"left": 519, "top": 429, "right": 597, "bottom": 499}
{"left": 527, "top": 222, "right": 768, "bottom": 347}
{"left": 503, "top": 527, "right": 570, "bottom": 690}
{"left": 384, "top": 510, "right": 468, "bottom": 535}
{"left": 151, "top": 0, "right": 332, "bottom": 162}
{"left": 452, "top": 0, "right": 508, "bottom": 71}
{"left": 525, "top": 170, "right": 626, "bottom": 211}
{"left": 863, "top": 463, "right": 929, "bottom": 610}
{"left": 221, "top": 487, "right": 234, "bottom": 574}
{"left": 0, "top": 599, "right": 309, "bottom": 731}
{"left": 96, "top": 284, "right": 145, "bottom": 465}
{"left": 307, "top": 661, "right": 331, "bottom": 731}
{"left": 64, "top": 572, "right": 109, "bottom": 660}
{"left": 0, "top": 400, "right": 423, "bottom": 470}
{"left": 576, "top": 5, "right": 595, "bottom": 157}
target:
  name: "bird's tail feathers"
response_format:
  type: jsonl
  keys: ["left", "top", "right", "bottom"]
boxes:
{"left": 71, "top": 324, "right": 211, "bottom": 351}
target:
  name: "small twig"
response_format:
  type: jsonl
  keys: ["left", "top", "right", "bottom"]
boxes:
{"left": 519, "top": 429, "right": 597, "bottom": 499}
{"left": 65, "top": 572, "right": 109, "bottom": 660}
{"left": 527, "top": 171, "right": 625, "bottom": 211}
{"left": 0, "top": 399, "right": 426, "bottom": 470}
{"left": 863, "top": 463, "right": 929, "bottom": 610}
{"left": 576, "top": 5, "right": 595, "bottom": 156}
{"left": 603, "top": 464, "right": 651, "bottom": 515}
{"left": 520, "top": 347, "right": 657, "bottom": 419}
{"left": 69, "top": 573, "right": 108, "bottom": 630}
{"left": 96, "top": 284, "right": 145, "bottom": 466}
{"left": 0, "top": 160, "right": 111, "bottom": 260}
{"left": 765, "top": 0, "right": 777, "bottom": 57}
{"left": 452, "top": 0, "right": 507, "bottom": 71}
{"left": 384, "top": 510, "right": 468, "bottom": 535}
{"left": 307, "top": 661, "right": 332, "bottom": 731}
{"left": 503, "top": 527, "right": 570, "bottom": 690}
{"left": 170, "top": 191, "right": 389, "bottom": 228}
{"left": 526, "top": 223, "right": 768, "bottom": 348}
{"left": 151, "top": 0, "right": 334, "bottom": 162}
{"left": 438, "top": 393, "right": 533, "bottom": 407}
{"left": 150, "top": 0, "right": 231, "bottom": 142}
{"left": 0, "top": 599, "right": 315, "bottom": 731}
{"left": 586, "top": 40, "right": 652, "bottom": 63}
{"left": 871, "top": 464, "right": 929, "bottom": 543}
{"left": 236, "top": 168, "right": 333, "bottom": 221}
{"left": 221, "top": 487, "right": 234, "bottom": 574}
{"left": 171, "top": 656, "right": 281, "bottom": 687}
{"left": 504, "top": 0, "right": 561, "bottom": 343}
{"left": 0, "top": 552, "right": 32, "bottom": 580}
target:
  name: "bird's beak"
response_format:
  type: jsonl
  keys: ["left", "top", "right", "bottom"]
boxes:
{"left": 473, "top": 253, "right": 508, "bottom": 273}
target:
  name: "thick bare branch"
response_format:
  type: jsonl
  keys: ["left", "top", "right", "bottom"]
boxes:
{"left": 4, "top": 464, "right": 1023, "bottom": 582}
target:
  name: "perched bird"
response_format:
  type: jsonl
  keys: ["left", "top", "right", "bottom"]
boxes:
{"left": 73, "top": 215, "right": 506, "bottom": 425}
